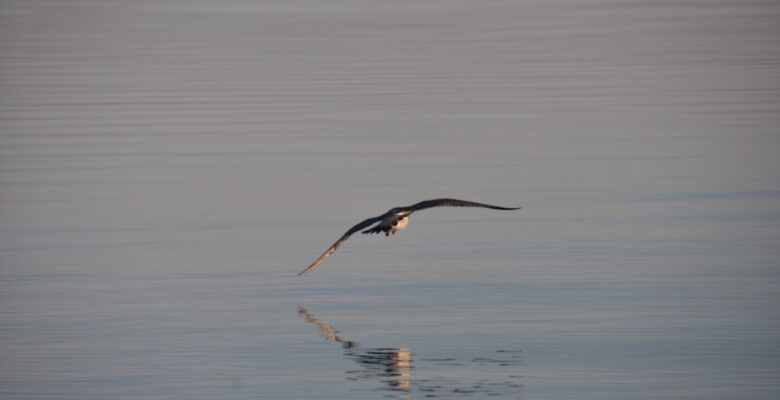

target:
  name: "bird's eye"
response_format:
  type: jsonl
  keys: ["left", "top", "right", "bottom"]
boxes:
{"left": 392, "top": 222, "right": 398, "bottom": 226}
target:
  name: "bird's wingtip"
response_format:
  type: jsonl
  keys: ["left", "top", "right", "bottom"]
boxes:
{"left": 297, "top": 262, "right": 320, "bottom": 276}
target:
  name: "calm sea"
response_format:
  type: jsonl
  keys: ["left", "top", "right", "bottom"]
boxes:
{"left": 1, "top": 1, "right": 778, "bottom": 399}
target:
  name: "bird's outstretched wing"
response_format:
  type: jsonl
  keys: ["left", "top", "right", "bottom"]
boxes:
{"left": 298, "top": 215, "right": 385, "bottom": 276}
{"left": 404, "top": 198, "right": 521, "bottom": 213}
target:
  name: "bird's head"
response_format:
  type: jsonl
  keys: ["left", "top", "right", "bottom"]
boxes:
{"left": 391, "top": 208, "right": 410, "bottom": 217}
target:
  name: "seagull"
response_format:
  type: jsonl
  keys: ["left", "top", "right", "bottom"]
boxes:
{"left": 297, "top": 198, "right": 521, "bottom": 276}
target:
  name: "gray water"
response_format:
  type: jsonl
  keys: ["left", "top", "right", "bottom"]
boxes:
{"left": 1, "top": 1, "right": 779, "bottom": 399}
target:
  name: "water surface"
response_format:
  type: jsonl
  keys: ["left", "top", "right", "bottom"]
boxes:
{"left": 1, "top": 1, "right": 779, "bottom": 399}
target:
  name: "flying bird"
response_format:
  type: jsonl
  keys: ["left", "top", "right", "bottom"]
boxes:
{"left": 298, "top": 198, "right": 521, "bottom": 276}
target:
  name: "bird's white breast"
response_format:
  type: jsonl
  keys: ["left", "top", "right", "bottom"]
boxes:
{"left": 393, "top": 216, "right": 409, "bottom": 232}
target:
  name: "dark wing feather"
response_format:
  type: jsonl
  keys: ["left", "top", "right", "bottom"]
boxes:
{"left": 405, "top": 198, "right": 521, "bottom": 213}
{"left": 297, "top": 215, "right": 385, "bottom": 276}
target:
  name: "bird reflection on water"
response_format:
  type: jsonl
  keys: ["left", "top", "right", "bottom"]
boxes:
{"left": 298, "top": 307, "right": 412, "bottom": 394}
{"left": 298, "top": 307, "right": 524, "bottom": 398}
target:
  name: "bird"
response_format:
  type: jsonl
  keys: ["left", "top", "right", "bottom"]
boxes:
{"left": 297, "top": 198, "right": 521, "bottom": 276}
